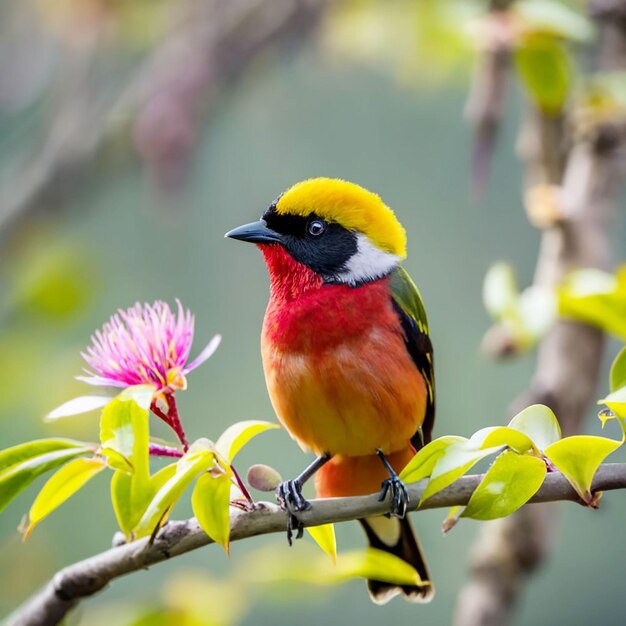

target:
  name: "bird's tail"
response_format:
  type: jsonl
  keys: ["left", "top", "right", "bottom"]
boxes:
{"left": 360, "top": 516, "right": 434, "bottom": 604}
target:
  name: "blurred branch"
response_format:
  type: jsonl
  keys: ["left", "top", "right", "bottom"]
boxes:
{"left": 0, "top": 0, "right": 329, "bottom": 237}
{"left": 457, "top": 3, "right": 626, "bottom": 625}
{"left": 6, "top": 464, "right": 626, "bottom": 626}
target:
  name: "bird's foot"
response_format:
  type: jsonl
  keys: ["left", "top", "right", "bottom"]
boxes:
{"left": 376, "top": 449, "right": 409, "bottom": 518}
{"left": 276, "top": 479, "right": 311, "bottom": 545}
{"left": 378, "top": 475, "right": 409, "bottom": 518}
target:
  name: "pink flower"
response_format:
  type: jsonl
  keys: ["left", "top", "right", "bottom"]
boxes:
{"left": 78, "top": 300, "right": 220, "bottom": 392}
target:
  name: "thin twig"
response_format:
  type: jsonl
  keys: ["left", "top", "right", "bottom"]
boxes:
{"left": 5, "top": 464, "right": 626, "bottom": 626}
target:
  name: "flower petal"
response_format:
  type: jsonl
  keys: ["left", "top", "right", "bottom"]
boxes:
{"left": 183, "top": 335, "right": 222, "bottom": 374}
{"left": 76, "top": 375, "right": 127, "bottom": 388}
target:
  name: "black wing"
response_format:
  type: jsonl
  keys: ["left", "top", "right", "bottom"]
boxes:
{"left": 390, "top": 266, "right": 435, "bottom": 448}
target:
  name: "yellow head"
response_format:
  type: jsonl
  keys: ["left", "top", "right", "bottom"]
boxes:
{"left": 226, "top": 178, "right": 406, "bottom": 286}
{"left": 276, "top": 178, "right": 407, "bottom": 258}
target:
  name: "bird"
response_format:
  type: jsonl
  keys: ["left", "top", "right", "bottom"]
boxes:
{"left": 226, "top": 178, "right": 435, "bottom": 604}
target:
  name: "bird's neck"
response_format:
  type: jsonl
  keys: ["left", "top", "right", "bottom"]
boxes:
{"left": 259, "top": 244, "right": 324, "bottom": 302}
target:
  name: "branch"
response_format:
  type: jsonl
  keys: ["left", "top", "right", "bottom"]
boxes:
{"left": 455, "top": 3, "right": 626, "bottom": 625}
{"left": 6, "top": 464, "right": 626, "bottom": 626}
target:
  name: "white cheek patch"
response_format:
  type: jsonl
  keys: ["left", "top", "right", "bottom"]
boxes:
{"left": 334, "top": 233, "right": 401, "bottom": 285}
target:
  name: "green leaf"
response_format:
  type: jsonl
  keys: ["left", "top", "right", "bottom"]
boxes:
{"left": 192, "top": 471, "right": 233, "bottom": 553}
{"left": 478, "top": 427, "right": 536, "bottom": 454}
{"left": 557, "top": 268, "right": 626, "bottom": 341}
{"left": 100, "top": 398, "right": 150, "bottom": 469}
{"left": 516, "top": 0, "right": 595, "bottom": 42}
{"left": 544, "top": 435, "right": 622, "bottom": 504}
{"left": 306, "top": 524, "right": 337, "bottom": 563}
{"left": 112, "top": 463, "right": 178, "bottom": 537}
{"left": 420, "top": 439, "right": 505, "bottom": 505}
{"left": 0, "top": 439, "right": 93, "bottom": 513}
{"left": 462, "top": 451, "right": 546, "bottom": 521}
{"left": 508, "top": 404, "right": 561, "bottom": 451}
{"left": 24, "top": 457, "right": 106, "bottom": 538}
{"left": 334, "top": 548, "right": 425, "bottom": 587}
{"left": 598, "top": 387, "right": 626, "bottom": 419}
{"left": 399, "top": 436, "right": 466, "bottom": 483}
{"left": 105, "top": 398, "right": 152, "bottom": 536}
{"left": 133, "top": 444, "right": 216, "bottom": 537}
{"left": 215, "top": 421, "right": 280, "bottom": 463}
{"left": 46, "top": 395, "right": 112, "bottom": 421}
{"left": 610, "top": 346, "right": 626, "bottom": 392}
{"left": 515, "top": 34, "right": 571, "bottom": 114}
{"left": 118, "top": 384, "right": 157, "bottom": 411}
{"left": 483, "top": 263, "right": 519, "bottom": 319}
{"left": 99, "top": 448, "right": 134, "bottom": 473}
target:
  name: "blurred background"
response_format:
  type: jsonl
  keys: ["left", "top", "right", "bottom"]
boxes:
{"left": 1, "top": 1, "right": 625, "bottom": 625}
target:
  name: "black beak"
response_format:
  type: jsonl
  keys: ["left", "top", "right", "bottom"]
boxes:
{"left": 225, "top": 219, "right": 283, "bottom": 244}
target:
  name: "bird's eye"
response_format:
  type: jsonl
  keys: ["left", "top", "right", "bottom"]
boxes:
{"left": 307, "top": 219, "right": 325, "bottom": 236}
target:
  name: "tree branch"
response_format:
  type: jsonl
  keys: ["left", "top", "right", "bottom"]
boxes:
{"left": 455, "top": 3, "right": 626, "bottom": 625}
{"left": 6, "top": 464, "right": 626, "bottom": 626}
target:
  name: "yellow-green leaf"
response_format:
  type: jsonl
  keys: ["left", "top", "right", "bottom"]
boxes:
{"left": 133, "top": 447, "right": 216, "bottom": 537}
{"left": 118, "top": 384, "right": 157, "bottom": 411}
{"left": 598, "top": 387, "right": 626, "bottom": 419}
{"left": 515, "top": 34, "right": 571, "bottom": 114}
{"left": 508, "top": 404, "right": 561, "bottom": 451}
{"left": 24, "top": 457, "right": 106, "bottom": 538}
{"left": 100, "top": 398, "right": 149, "bottom": 472}
{"left": 105, "top": 398, "right": 152, "bottom": 536}
{"left": 399, "top": 436, "right": 466, "bottom": 483}
{"left": 483, "top": 263, "right": 519, "bottom": 319}
{"left": 475, "top": 427, "right": 536, "bottom": 454}
{"left": 462, "top": 451, "right": 546, "bottom": 521}
{"left": 334, "top": 548, "right": 425, "bottom": 587}
{"left": 306, "top": 524, "right": 337, "bottom": 563}
{"left": 0, "top": 439, "right": 93, "bottom": 513}
{"left": 99, "top": 447, "right": 133, "bottom": 473}
{"left": 610, "top": 346, "right": 626, "bottom": 392}
{"left": 192, "top": 471, "right": 233, "bottom": 553}
{"left": 420, "top": 441, "right": 505, "bottom": 505}
{"left": 46, "top": 395, "right": 112, "bottom": 421}
{"left": 544, "top": 435, "right": 622, "bottom": 504}
{"left": 215, "top": 421, "right": 280, "bottom": 463}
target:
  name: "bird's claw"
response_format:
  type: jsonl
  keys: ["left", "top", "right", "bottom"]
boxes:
{"left": 276, "top": 479, "right": 311, "bottom": 545}
{"left": 378, "top": 475, "right": 409, "bottom": 519}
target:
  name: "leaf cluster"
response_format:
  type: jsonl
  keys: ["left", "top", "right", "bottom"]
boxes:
{"left": 401, "top": 402, "right": 623, "bottom": 531}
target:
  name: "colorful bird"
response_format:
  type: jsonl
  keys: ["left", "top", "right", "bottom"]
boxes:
{"left": 226, "top": 178, "right": 435, "bottom": 604}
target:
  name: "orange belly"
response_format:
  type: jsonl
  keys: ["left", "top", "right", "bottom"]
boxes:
{"left": 262, "top": 325, "right": 427, "bottom": 457}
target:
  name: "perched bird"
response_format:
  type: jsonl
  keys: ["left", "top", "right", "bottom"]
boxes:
{"left": 226, "top": 178, "right": 435, "bottom": 604}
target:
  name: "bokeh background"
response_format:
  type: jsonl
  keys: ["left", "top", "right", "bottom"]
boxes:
{"left": 1, "top": 1, "right": 625, "bottom": 625}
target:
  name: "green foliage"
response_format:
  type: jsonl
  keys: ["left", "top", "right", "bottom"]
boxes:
{"left": 306, "top": 524, "right": 337, "bottom": 563}
{"left": 558, "top": 267, "right": 626, "bottom": 341}
{"left": 515, "top": 34, "right": 572, "bottom": 114}
{"left": 24, "top": 457, "right": 106, "bottom": 537}
{"left": 2, "top": 384, "right": 280, "bottom": 545}
{"left": 483, "top": 263, "right": 557, "bottom": 350}
{"left": 461, "top": 451, "right": 546, "bottom": 521}
{"left": 214, "top": 420, "right": 280, "bottom": 464}
{"left": 404, "top": 402, "right": 622, "bottom": 529}
{"left": 0, "top": 439, "right": 94, "bottom": 513}
{"left": 610, "top": 346, "right": 626, "bottom": 392}
{"left": 192, "top": 470, "right": 233, "bottom": 553}
{"left": 483, "top": 264, "right": 626, "bottom": 351}
{"left": 135, "top": 441, "right": 216, "bottom": 538}
{"left": 544, "top": 435, "right": 622, "bottom": 505}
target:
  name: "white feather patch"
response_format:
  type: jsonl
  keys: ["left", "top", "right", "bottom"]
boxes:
{"left": 334, "top": 234, "right": 401, "bottom": 285}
